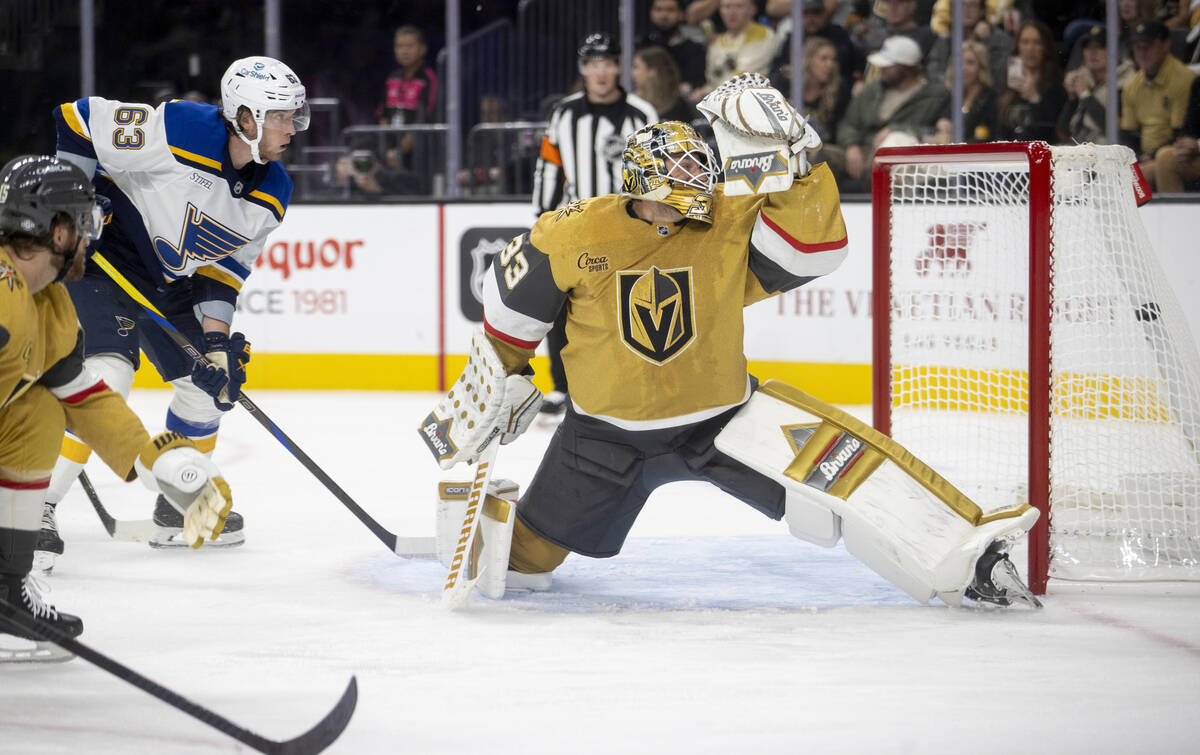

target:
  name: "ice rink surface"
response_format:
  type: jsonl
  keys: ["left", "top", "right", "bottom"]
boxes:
{"left": 2, "top": 390, "right": 1198, "bottom": 754}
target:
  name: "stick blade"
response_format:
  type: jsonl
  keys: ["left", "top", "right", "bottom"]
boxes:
{"left": 271, "top": 676, "right": 358, "bottom": 755}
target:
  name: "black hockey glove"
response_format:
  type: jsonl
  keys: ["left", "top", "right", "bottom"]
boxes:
{"left": 191, "top": 331, "right": 251, "bottom": 411}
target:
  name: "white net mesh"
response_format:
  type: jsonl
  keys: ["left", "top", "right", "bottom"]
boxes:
{"left": 883, "top": 144, "right": 1200, "bottom": 582}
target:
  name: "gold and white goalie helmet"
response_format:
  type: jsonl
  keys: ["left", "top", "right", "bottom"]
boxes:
{"left": 621, "top": 121, "right": 718, "bottom": 223}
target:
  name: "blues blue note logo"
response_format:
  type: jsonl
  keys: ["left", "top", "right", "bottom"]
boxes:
{"left": 153, "top": 203, "right": 251, "bottom": 274}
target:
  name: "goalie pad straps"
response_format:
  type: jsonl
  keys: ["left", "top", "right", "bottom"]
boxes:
{"left": 713, "top": 381, "right": 1039, "bottom": 603}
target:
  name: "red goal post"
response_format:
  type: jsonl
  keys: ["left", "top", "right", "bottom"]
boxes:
{"left": 870, "top": 142, "right": 1200, "bottom": 594}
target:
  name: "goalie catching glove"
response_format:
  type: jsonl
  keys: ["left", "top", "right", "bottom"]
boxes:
{"left": 697, "top": 72, "right": 822, "bottom": 195}
{"left": 419, "top": 329, "right": 543, "bottom": 470}
{"left": 134, "top": 432, "right": 233, "bottom": 548}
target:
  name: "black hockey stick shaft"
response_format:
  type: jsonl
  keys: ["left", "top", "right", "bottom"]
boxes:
{"left": 78, "top": 469, "right": 118, "bottom": 537}
{"left": 91, "top": 252, "right": 403, "bottom": 553}
{"left": 0, "top": 601, "right": 356, "bottom": 754}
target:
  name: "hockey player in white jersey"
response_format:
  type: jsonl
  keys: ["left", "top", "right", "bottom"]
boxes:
{"left": 36, "top": 56, "right": 308, "bottom": 565}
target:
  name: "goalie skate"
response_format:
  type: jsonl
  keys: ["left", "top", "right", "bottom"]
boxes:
{"left": 0, "top": 574, "right": 81, "bottom": 663}
{"left": 964, "top": 541, "right": 1042, "bottom": 609}
{"left": 148, "top": 494, "right": 245, "bottom": 548}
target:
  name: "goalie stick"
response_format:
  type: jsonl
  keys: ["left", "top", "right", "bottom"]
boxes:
{"left": 90, "top": 252, "right": 434, "bottom": 559}
{"left": 0, "top": 599, "right": 357, "bottom": 754}
{"left": 441, "top": 432, "right": 501, "bottom": 609}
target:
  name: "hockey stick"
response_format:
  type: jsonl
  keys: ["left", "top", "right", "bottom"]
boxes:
{"left": 441, "top": 431, "right": 502, "bottom": 609}
{"left": 79, "top": 469, "right": 154, "bottom": 542}
{"left": 0, "top": 599, "right": 356, "bottom": 754}
{"left": 90, "top": 252, "right": 434, "bottom": 558}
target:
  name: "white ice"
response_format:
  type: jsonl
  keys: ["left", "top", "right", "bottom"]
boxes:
{"left": 2, "top": 391, "right": 1198, "bottom": 754}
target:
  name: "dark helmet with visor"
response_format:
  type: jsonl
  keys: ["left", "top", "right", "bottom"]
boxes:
{"left": 0, "top": 155, "right": 102, "bottom": 242}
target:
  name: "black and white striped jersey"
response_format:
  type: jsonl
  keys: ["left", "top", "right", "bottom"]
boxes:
{"left": 532, "top": 91, "right": 657, "bottom": 215}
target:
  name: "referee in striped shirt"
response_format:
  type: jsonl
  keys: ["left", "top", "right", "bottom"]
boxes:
{"left": 531, "top": 32, "right": 658, "bottom": 414}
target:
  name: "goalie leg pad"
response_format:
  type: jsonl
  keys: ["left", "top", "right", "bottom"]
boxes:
{"left": 435, "top": 478, "right": 553, "bottom": 597}
{"left": 714, "top": 381, "right": 1039, "bottom": 603}
{"left": 784, "top": 489, "right": 842, "bottom": 548}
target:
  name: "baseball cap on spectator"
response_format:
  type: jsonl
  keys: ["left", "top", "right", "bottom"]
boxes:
{"left": 1080, "top": 25, "right": 1106, "bottom": 48}
{"left": 867, "top": 36, "right": 923, "bottom": 68}
{"left": 1130, "top": 20, "right": 1168, "bottom": 43}
{"left": 803, "top": 0, "right": 825, "bottom": 11}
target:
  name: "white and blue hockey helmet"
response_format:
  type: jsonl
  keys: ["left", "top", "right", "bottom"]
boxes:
{"left": 221, "top": 56, "right": 310, "bottom": 134}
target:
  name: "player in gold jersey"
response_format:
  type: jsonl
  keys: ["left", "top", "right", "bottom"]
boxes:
{"left": 0, "top": 156, "right": 235, "bottom": 661}
{"left": 422, "top": 75, "right": 1040, "bottom": 608}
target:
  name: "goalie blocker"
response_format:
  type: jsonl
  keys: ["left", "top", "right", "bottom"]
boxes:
{"left": 715, "top": 381, "right": 1040, "bottom": 607}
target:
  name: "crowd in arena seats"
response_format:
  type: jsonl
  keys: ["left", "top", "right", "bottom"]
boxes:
{"left": 636, "top": 0, "right": 1200, "bottom": 193}
{"left": 331, "top": 0, "right": 1200, "bottom": 196}
{"left": 639, "top": 0, "right": 1200, "bottom": 193}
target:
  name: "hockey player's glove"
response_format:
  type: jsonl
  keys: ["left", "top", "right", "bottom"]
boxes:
{"left": 419, "top": 329, "right": 543, "bottom": 470}
{"left": 697, "top": 73, "right": 823, "bottom": 195}
{"left": 192, "top": 331, "right": 251, "bottom": 411}
{"left": 135, "top": 432, "right": 233, "bottom": 549}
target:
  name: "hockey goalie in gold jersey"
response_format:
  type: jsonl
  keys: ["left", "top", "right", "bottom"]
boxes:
{"left": 420, "top": 74, "right": 1040, "bottom": 608}
{"left": 0, "top": 156, "right": 236, "bottom": 662}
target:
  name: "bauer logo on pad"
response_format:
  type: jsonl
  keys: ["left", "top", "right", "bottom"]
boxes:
{"left": 803, "top": 432, "right": 865, "bottom": 493}
{"left": 419, "top": 412, "right": 457, "bottom": 463}
{"left": 724, "top": 150, "right": 788, "bottom": 192}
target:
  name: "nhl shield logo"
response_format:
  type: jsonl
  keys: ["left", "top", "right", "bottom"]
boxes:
{"left": 617, "top": 266, "right": 696, "bottom": 364}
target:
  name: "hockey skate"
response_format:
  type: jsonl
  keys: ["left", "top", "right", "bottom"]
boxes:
{"left": 964, "top": 541, "right": 1042, "bottom": 609}
{"left": 539, "top": 390, "right": 567, "bottom": 416}
{"left": 32, "top": 501, "right": 64, "bottom": 575}
{"left": 149, "top": 494, "right": 245, "bottom": 548}
{"left": 0, "top": 573, "right": 82, "bottom": 663}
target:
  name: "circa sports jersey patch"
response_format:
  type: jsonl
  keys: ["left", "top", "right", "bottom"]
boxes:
{"left": 616, "top": 265, "right": 696, "bottom": 365}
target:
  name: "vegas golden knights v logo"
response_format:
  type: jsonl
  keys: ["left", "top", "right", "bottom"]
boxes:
{"left": 617, "top": 266, "right": 696, "bottom": 364}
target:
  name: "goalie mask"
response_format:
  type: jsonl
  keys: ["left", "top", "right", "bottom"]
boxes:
{"left": 621, "top": 121, "right": 718, "bottom": 223}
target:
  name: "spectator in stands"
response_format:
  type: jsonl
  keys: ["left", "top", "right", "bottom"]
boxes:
{"left": 1154, "top": 76, "right": 1200, "bottom": 192}
{"left": 838, "top": 36, "right": 949, "bottom": 190}
{"left": 769, "top": 0, "right": 865, "bottom": 86}
{"left": 379, "top": 25, "right": 439, "bottom": 163}
{"left": 995, "top": 19, "right": 1066, "bottom": 143}
{"left": 798, "top": 38, "right": 853, "bottom": 142}
{"left": 1117, "top": 0, "right": 1159, "bottom": 59}
{"left": 930, "top": 39, "right": 999, "bottom": 143}
{"left": 638, "top": 0, "right": 709, "bottom": 96}
{"left": 703, "top": 0, "right": 780, "bottom": 93}
{"left": 929, "top": 0, "right": 1014, "bottom": 35}
{"left": 1057, "top": 25, "right": 1110, "bottom": 144}
{"left": 633, "top": 47, "right": 706, "bottom": 128}
{"left": 791, "top": 37, "right": 853, "bottom": 179}
{"left": 863, "top": 0, "right": 936, "bottom": 61}
{"left": 927, "top": 0, "right": 1012, "bottom": 93}
{"left": 1119, "top": 20, "right": 1197, "bottom": 188}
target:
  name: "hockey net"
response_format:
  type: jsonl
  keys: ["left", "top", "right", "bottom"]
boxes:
{"left": 871, "top": 142, "right": 1200, "bottom": 593}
